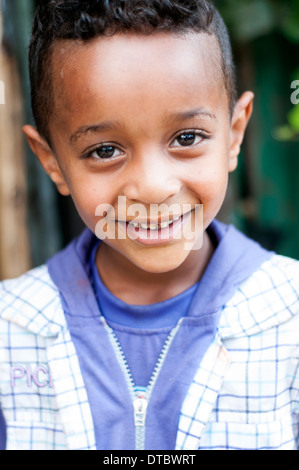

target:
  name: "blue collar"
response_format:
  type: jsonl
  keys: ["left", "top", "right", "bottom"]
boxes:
{"left": 47, "top": 219, "right": 273, "bottom": 321}
{"left": 90, "top": 239, "right": 199, "bottom": 328}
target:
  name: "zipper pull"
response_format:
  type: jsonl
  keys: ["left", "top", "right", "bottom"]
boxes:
{"left": 133, "top": 393, "right": 148, "bottom": 427}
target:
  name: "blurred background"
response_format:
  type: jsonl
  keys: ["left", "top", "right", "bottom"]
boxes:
{"left": 0, "top": 0, "right": 298, "bottom": 280}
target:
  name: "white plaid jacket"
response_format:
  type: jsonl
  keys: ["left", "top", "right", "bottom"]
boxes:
{"left": 0, "top": 253, "right": 299, "bottom": 450}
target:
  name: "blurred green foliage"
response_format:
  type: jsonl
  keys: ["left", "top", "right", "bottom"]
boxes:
{"left": 216, "top": 0, "right": 299, "bottom": 258}
{"left": 218, "top": 0, "right": 299, "bottom": 139}
{"left": 218, "top": 0, "right": 299, "bottom": 43}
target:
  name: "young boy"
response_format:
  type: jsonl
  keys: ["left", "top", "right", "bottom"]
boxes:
{"left": 0, "top": 0, "right": 298, "bottom": 450}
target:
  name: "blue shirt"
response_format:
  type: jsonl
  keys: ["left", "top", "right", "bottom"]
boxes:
{"left": 90, "top": 241, "right": 199, "bottom": 386}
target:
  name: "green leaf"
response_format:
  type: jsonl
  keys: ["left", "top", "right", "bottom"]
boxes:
{"left": 287, "top": 105, "right": 299, "bottom": 132}
{"left": 273, "top": 124, "right": 296, "bottom": 141}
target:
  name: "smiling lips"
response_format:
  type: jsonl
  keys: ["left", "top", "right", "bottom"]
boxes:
{"left": 128, "top": 214, "right": 182, "bottom": 231}
{"left": 122, "top": 212, "right": 193, "bottom": 245}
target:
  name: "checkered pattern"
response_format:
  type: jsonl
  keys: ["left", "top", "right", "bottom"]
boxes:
{"left": 176, "top": 254, "right": 299, "bottom": 450}
{"left": 0, "top": 254, "right": 299, "bottom": 450}
{"left": 0, "top": 267, "right": 96, "bottom": 450}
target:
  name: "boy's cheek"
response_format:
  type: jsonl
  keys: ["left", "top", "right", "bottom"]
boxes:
{"left": 188, "top": 168, "right": 229, "bottom": 200}
{"left": 65, "top": 189, "right": 102, "bottom": 231}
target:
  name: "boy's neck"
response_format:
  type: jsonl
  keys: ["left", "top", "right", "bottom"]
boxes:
{"left": 95, "top": 231, "right": 215, "bottom": 305}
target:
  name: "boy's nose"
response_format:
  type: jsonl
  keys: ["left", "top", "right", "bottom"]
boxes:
{"left": 123, "top": 150, "right": 182, "bottom": 205}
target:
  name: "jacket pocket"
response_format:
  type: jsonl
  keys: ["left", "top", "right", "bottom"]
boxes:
{"left": 6, "top": 419, "right": 67, "bottom": 450}
{"left": 199, "top": 414, "right": 297, "bottom": 450}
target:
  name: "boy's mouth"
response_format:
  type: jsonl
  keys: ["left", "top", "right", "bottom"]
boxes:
{"left": 127, "top": 214, "right": 182, "bottom": 231}
{"left": 121, "top": 211, "right": 193, "bottom": 245}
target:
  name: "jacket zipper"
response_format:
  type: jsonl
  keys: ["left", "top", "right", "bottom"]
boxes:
{"left": 101, "top": 316, "right": 183, "bottom": 450}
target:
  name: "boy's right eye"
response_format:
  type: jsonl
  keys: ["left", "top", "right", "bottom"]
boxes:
{"left": 82, "top": 144, "right": 124, "bottom": 160}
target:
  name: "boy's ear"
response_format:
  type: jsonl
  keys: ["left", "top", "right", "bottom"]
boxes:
{"left": 22, "top": 125, "right": 70, "bottom": 196}
{"left": 229, "top": 91, "right": 254, "bottom": 172}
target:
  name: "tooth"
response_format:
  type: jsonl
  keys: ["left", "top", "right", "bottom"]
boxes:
{"left": 160, "top": 221, "right": 170, "bottom": 229}
{"left": 149, "top": 224, "right": 158, "bottom": 230}
{"left": 128, "top": 221, "right": 139, "bottom": 228}
{"left": 140, "top": 224, "right": 149, "bottom": 230}
{"left": 173, "top": 216, "right": 181, "bottom": 221}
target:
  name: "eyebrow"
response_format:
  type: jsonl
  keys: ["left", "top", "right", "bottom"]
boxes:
{"left": 169, "top": 107, "right": 217, "bottom": 123}
{"left": 69, "top": 121, "right": 120, "bottom": 144}
{"left": 69, "top": 107, "right": 217, "bottom": 144}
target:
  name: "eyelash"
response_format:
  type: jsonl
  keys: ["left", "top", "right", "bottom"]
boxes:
{"left": 81, "top": 130, "right": 209, "bottom": 161}
{"left": 170, "top": 130, "right": 209, "bottom": 148}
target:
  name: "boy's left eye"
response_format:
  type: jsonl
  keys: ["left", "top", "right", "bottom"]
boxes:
{"left": 170, "top": 131, "right": 206, "bottom": 148}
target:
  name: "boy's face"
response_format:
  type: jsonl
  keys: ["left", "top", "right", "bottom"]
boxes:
{"left": 24, "top": 32, "right": 253, "bottom": 274}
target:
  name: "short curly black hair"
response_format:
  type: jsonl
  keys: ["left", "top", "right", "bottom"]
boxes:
{"left": 29, "top": 0, "right": 237, "bottom": 144}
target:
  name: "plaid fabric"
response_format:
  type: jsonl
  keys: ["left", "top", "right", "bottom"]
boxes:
{"left": 0, "top": 254, "right": 299, "bottom": 450}
{"left": 0, "top": 267, "right": 96, "bottom": 450}
{"left": 176, "top": 254, "right": 299, "bottom": 450}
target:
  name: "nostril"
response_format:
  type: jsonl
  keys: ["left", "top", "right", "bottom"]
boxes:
{"left": 123, "top": 178, "right": 182, "bottom": 206}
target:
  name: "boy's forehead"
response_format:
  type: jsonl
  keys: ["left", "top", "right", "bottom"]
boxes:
{"left": 51, "top": 32, "right": 227, "bottom": 128}
{"left": 53, "top": 31, "right": 222, "bottom": 80}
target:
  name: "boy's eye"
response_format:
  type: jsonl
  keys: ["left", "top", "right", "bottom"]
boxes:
{"left": 89, "top": 145, "right": 123, "bottom": 160}
{"left": 171, "top": 131, "right": 206, "bottom": 148}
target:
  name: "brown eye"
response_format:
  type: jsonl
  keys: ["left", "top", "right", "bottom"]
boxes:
{"left": 93, "top": 146, "right": 118, "bottom": 159}
{"left": 171, "top": 131, "right": 206, "bottom": 148}
{"left": 87, "top": 145, "right": 124, "bottom": 160}
{"left": 176, "top": 133, "right": 197, "bottom": 146}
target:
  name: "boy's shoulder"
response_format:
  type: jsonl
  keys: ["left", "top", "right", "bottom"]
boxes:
{"left": 246, "top": 251, "right": 299, "bottom": 290}
{"left": 219, "top": 252, "right": 299, "bottom": 339}
{"left": 241, "top": 252, "right": 299, "bottom": 302}
{"left": 0, "top": 264, "right": 65, "bottom": 337}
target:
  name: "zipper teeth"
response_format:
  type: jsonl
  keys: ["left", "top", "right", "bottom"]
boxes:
{"left": 100, "top": 316, "right": 183, "bottom": 450}
{"left": 135, "top": 428, "right": 144, "bottom": 451}
{"left": 101, "top": 319, "right": 144, "bottom": 451}
{"left": 101, "top": 316, "right": 183, "bottom": 396}
{"left": 147, "top": 318, "right": 183, "bottom": 394}
{"left": 100, "top": 317, "right": 136, "bottom": 396}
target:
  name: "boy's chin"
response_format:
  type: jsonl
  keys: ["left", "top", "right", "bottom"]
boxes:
{"left": 123, "top": 245, "right": 196, "bottom": 275}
